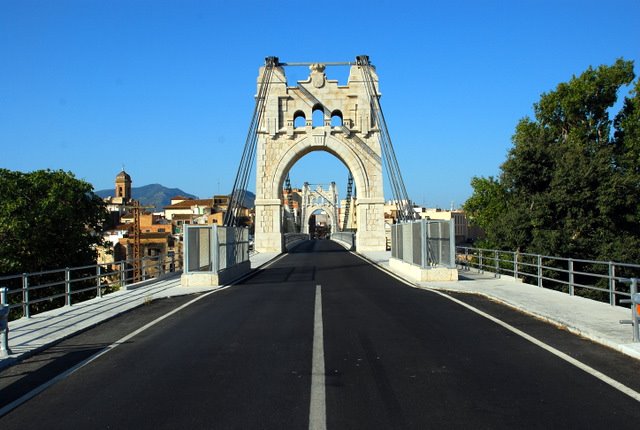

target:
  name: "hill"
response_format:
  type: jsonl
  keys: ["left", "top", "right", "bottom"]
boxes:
{"left": 232, "top": 189, "right": 256, "bottom": 209}
{"left": 95, "top": 184, "right": 198, "bottom": 212}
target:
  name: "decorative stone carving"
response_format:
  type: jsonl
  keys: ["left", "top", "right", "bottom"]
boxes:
{"left": 310, "top": 63, "right": 326, "bottom": 88}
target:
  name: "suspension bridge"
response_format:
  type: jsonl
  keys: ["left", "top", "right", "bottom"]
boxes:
{"left": 2, "top": 56, "right": 640, "bottom": 428}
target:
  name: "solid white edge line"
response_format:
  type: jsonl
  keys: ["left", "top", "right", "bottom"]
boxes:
{"left": 0, "top": 253, "right": 288, "bottom": 418}
{"left": 309, "top": 284, "right": 327, "bottom": 430}
{"left": 350, "top": 252, "right": 640, "bottom": 403}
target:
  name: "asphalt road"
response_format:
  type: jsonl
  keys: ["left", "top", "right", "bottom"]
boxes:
{"left": 2, "top": 239, "right": 640, "bottom": 429}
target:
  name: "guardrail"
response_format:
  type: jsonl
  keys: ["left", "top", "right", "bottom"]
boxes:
{"left": 619, "top": 278, "right": 640, "bottom": 342}
{"left": 330, "top": 231, "right": 356, "bottom": 250}
{"left": 0, "top": 253, "right": 182, "bottom": 322}
{"left": 456, "top": 246, "right": 640, "bottom": 306}
{"left": 0, "top": 289, "right": 9, "bottom": 357}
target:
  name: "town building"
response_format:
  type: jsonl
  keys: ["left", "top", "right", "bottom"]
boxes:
{"left": 98, "top": 170, "right": 179, "bottom": 279}
{"left": 282, "top": 187, "right": 302, "bottom": 232}
{"left": 164, "top": 195, "right": 252, "bottom": 234}
{"left": 383, "top": 201, "right": 479, "bottom": 245}
{"left": 103, "top": 170, "right": 133, "bottom": 225}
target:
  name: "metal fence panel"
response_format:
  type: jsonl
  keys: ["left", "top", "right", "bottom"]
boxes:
{"left": 219, "top": 227, "right": 249, "bottom": 270}
{"left": 185, "top": 225, "right": 250, "bottom": 274}
{"left": 391, "top": 219, "right": 455, "bottom": 269}
{"left": 401, "top": 223, "right": 413, "bottom": 264}
{"left": 186, "top": 226, "right": 212, "bottom": 272}
{"left": 218, "top": 226, "right": 228, "bottom": 271}
{"left": 391, "top": 224, "right": 402, "bottom": 260}
{"left": 411, "top": 222, "right": 422, "bottom": 266}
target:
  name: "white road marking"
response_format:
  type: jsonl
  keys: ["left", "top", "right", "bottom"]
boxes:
{"left": 309, "top": 284, "right": 327, "bottom": 430}
{"left": 0, "top": 254, "right": 291, "bottom": 418}
{"left": 432, "top": 290, "right": 640, "bottom": 402}
{"left": 351, "top": 251, "right": 640, "bottom": 403}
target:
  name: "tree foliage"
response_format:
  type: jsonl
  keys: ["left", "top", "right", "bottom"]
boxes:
{"left": 0, "top": 169, "right": 107, "bottom": 275}
{"left": 464, "top": 59, "right": 640, "bottom": 263}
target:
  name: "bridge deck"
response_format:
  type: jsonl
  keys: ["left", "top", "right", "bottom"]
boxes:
{"left": 362, "top": 250, "right": 640, "bottom": 359}
{"left": 2, "top": 240, "right": 640, "bottom": 427}
{"left": 2, "top": 246, "right": 639, "bottom": 369}
{"left": 0, "top": 251, "right": 279, "bottom": 368}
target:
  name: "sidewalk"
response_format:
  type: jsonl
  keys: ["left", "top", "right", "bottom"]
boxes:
{"left": 361, "top": 251, "right": 640, "bottom": 360}
{"left": 0, "top": 252, "right": 280, "bottom": 369}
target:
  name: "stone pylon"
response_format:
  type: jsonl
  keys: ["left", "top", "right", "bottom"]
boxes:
{"left": 254, "top": 60, "right": 386, "bottom": 252}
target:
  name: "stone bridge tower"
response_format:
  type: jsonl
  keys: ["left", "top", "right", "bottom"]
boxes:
{"left": 300, "top": 182, "right": 339, "bottom": 235}
{"left": 254, "top": 60, "right": 386, "bottom": 252}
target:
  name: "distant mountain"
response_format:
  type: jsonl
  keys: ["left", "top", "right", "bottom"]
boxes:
{"left": 95, "top": 184, "right": 198, "bottom": 212}
{"left": 232, "top": 189, "right": 256, "bottom": 209}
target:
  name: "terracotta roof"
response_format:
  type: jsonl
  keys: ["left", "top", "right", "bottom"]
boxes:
{"left": 172, "top": 214, "right": 197, "bottom": 220}
{"left": 116, "top": 170, "right": 131, "bottom": 181}
{"left": 120, "top": 231, "right": 172, "bottom": 241}
{"left": 164, "top": 198, "right": 213, "bottom": 209}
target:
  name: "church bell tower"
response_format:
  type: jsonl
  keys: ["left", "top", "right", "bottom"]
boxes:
{"left": 115, "top": 170, "right": 132, "bottom": 202}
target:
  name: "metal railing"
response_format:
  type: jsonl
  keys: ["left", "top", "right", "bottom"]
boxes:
{"left": 0, "top": 252, "right": 182, "bottom": 322}
{"left": 184, "top": 225, "right": 249, "bottom": 273}
{"left": 619, "top": 278, "right": 640, "bottom": 341}
{"left": 391, "top": 220, "right": 456, "bottom": 268}
{"left": 0, "top": 290, "right": 9, "bottom": 357}
{"left": 330, "top": 231, "right": 356, "bottom": 250}
{"left": 456, "top": 246, "right": 640, "bottom": 306}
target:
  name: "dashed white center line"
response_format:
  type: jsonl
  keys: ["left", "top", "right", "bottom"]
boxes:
{"left": 309, "top": 284, "right": 326, "bottom": 430}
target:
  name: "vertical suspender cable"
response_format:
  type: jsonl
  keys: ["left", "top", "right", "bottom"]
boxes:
{"left": 285, "top": 173, "right": 297, "bottom": 232}
{"left": 342, "top": 173, "right": 353, "bottom": 231}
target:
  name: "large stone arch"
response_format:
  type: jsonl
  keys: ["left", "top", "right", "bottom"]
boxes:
{"left": 269, "top": 135, "right": 369, "bottom": 201}
{"left": 254, "top": 61, "right": 386, "bottom": 252}
{"left": 299, "top": 182, "right": 339, "bottom": 236}
{"left": 304, "top": 206, "right": 334, "bottom": 238}
{"left": 304, "top": 207, "right": 333, "bottom": 224}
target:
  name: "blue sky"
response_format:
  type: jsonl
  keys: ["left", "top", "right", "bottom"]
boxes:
{"left": 1, "top": 0, "right": 639, "bottom": 208}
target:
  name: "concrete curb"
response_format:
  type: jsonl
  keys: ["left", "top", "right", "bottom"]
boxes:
{"left": 427, "top": 285, "right": 640, "bottom": 361}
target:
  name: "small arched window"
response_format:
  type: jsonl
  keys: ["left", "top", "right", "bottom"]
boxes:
{"left": 312, "top": 105, "right": 325, "bottom": 128}
{"left": 293, "top": 111, "right": 306, "bottom": 128}
{"left": 330, "top": 110, "right": 343, "bottom": 127}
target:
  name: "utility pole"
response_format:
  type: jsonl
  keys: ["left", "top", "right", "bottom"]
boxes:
{"left": 124, "top": 200, "right": 153, "bottom": 284}
{"left": 132, "top": 200, "right": 142, "bottom": 283}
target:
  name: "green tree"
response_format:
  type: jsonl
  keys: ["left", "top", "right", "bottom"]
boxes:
{"left": 608, "top": 78, "right": 640, "bottom": 262}
{"left": 0, "top": 169, "right": 107, "bottom": 275}
{"left": 465, "top": 59, "right": 640, "bottom": 262}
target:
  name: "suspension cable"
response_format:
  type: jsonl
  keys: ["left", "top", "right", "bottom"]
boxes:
{"left": 356, "top": 55, "right": 417, "bottom": 223}
{"left": 224, "top": 56, "right": 278, "bottom": 226}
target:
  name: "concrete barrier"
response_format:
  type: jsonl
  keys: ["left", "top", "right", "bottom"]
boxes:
{"left": 389, "top": 257, "right": 458, "bottom": 282}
